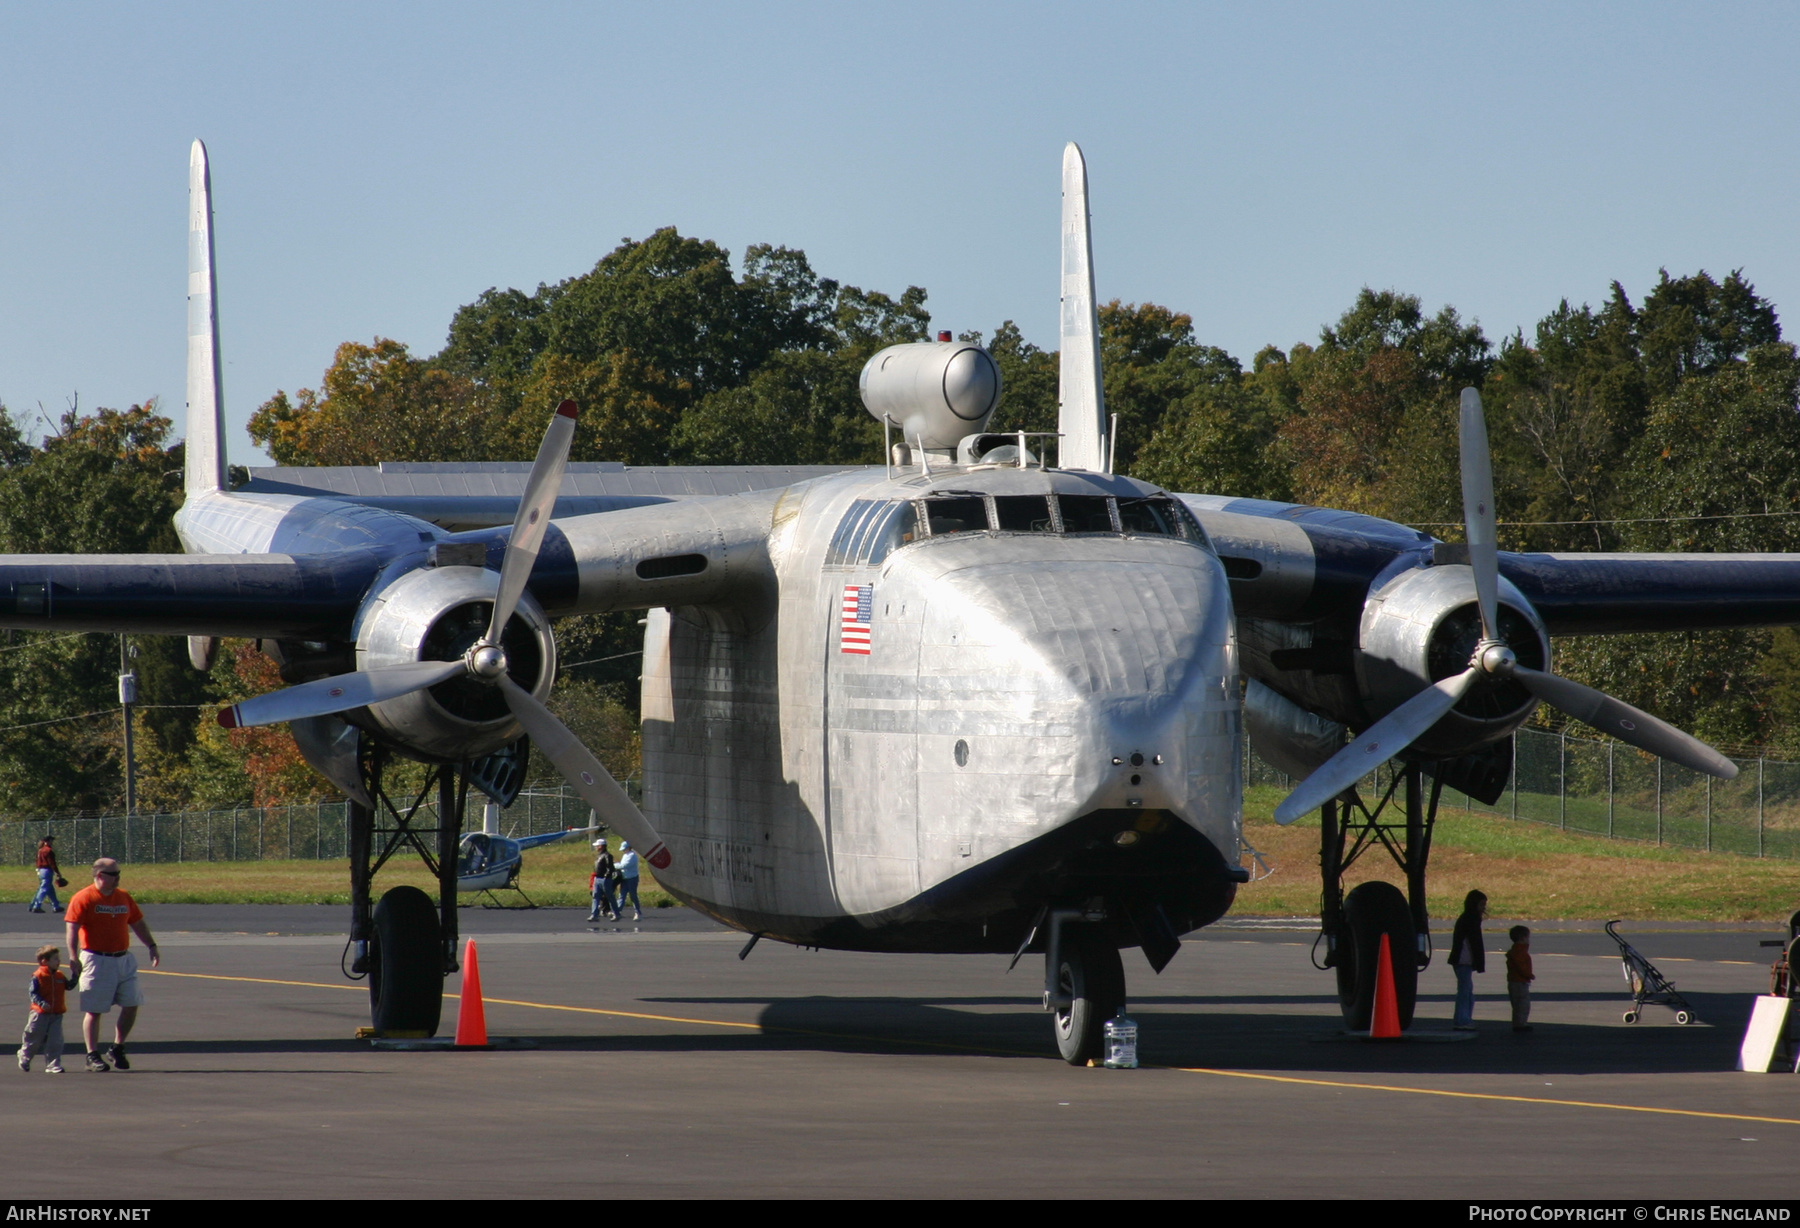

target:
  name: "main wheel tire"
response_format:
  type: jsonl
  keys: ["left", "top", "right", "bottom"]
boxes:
{"left": 1335, "top": 881, "right": 1418, "bottom": 1031}
{"left": 1051, "top": 932, "right": 1126, "bottom": 1065}
{"left": 370, "top": 885, "right": 444, "bottom": 1035}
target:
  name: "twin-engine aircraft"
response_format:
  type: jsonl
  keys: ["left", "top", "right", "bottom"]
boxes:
{"left": 6, "top": 140, "right": 1798, "bottom": 1060}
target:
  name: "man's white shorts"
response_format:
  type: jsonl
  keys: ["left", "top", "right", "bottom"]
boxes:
{"left": 77, "top": 951, "right": 144, "bottom": 1014}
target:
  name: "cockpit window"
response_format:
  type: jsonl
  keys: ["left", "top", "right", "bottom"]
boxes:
{"left": 1057, "top": 494, "right": 1116, "bottom": 533}
{"left": 862, "top": 501, "right": 918, "bottom": 565}
{"left": 1117, "top": 496, "right": 1183, "bottom": 537}
{"left": 924, "top": 496, "right": 989, "bottom": 536}
{"left": 825, "top": 500, "right": 884, "bottom": 566}
{"left": 992, "top": 495, "right": 1055, "bottom": 533}
{"left": 827, "top": 499, "right": 921, "bottom": 567}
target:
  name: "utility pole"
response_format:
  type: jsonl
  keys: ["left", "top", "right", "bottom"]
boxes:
{"left": 118, "top": 636, "right": 138, "bottom": 819}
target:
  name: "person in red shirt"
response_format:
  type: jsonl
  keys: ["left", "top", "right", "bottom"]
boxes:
{"left": 17, "top": 944, "right": 73, "bottom": 1073}
{"left": 29, "top": 836, "right": 66, "bottom": 914}
{"left": 63, "top": 858, "right": 159, "bottom": 1072}
{"left": 1505, "top": 925, "right": 1535, "bottom": 1033}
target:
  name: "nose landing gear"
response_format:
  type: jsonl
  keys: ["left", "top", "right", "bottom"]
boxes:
{"left": 1041, "top": 907, "right": 1127, "bottom": 1065}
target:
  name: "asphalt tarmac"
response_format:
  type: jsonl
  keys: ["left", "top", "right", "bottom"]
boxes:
{"left": 0, "top": 905, "right": 1795, "bottom": 1199}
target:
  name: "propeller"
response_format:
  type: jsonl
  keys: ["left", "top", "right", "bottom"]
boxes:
{"left": 218, "top": 400, "right": 674, "bottom": 870}
{"left": 1272, "top": 387, "right": 1737, "bottom": 825}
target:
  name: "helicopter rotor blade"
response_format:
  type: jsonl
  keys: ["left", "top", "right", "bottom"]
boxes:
{"left": 1274, "top": 667, "right": 1480, "bottom": 825}
{"left": 498, "top": 676, "right": 672, "bottom": 869}
{"left": 218, "top": 659, "right": 465, "bottom": 729}
{"left": 486, "top": 400, "right": 577, "bottom": 647}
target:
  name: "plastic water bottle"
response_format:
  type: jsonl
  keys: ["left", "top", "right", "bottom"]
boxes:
{"left": 1103, "top": 1013, "right": 1138, "bottom": 1068}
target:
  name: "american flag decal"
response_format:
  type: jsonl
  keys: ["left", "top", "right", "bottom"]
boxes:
{"left": 840, "top": 584, "right": 873, "bottom": 655}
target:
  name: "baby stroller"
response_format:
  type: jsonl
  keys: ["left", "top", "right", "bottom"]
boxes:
{"left": 1605, "top": 920, "right": 1695, "bottom": 1024}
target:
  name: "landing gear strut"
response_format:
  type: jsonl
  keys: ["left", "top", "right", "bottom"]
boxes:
{"left": 347, "top": 741, "right": 469, "bottom": 1035}
{"left": 1316, "top": 761, "right": 1441, "bottom": 1030}
{"left": 1038, "top": 905, "right": 1126, "bottom": 1065}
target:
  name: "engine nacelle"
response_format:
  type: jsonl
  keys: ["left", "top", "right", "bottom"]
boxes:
{"left": 860, "top": 341, "right": 1002, "bottom": 450}
{"left": 351, "top": 565, "right": 556, "bottom": 762}
{"left": 1356, "top": 564, "right": 1549, "bottom": 757}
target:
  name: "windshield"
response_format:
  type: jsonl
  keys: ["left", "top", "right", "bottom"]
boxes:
{"left": 831, "top": 491, "right": 1207, "bottom": 562}
{"left": 826, "top": 500, "right": 921, "bottom": 567}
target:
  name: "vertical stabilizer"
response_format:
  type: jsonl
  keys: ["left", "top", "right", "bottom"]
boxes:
{"left": 185, "top": 139, "right": 226, "bottom": 496}
{"left": 1058, "top": 142, "right": 1106, "bottom": 471}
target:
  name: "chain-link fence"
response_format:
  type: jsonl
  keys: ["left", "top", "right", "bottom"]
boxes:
{"left": 1, "top": 781, "right": 627, "bottom": 866}
{"left": 1244, "top": 726, "right": 1800, "bottom": 859}
{"left": 18, "top": 728, "right": 1800, "bottom": 865}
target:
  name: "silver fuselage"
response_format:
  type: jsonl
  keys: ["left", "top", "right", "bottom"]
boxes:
{"left": 174, "top": 463, "right": 1243, "bottom": 953}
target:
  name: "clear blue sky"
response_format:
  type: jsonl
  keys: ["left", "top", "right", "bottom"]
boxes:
{"left": 4, "top": 3, "right": 1796, "bottom": 463}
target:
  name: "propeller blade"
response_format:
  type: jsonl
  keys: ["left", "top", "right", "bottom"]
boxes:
{"left": 487, "top": 400, "right": 577, "bottom": 646}
{"left": 219, "top": 659, "right": 465, "bottom": 729}
{"left": 1458, "top": 387, "right": 1500, "bottom": 643}
{"left": 1510, "top": 666, "right": 1739, "bottom": 780}
{"left": 498, "top": 676, "right": 672, "bottom": 869}
{"left": 1274, "top": 667, "right": 1480, "bottom": 825}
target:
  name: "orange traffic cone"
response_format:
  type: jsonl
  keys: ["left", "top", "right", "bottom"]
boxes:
{"left": 454, "top": 937, "right": 489, "bottom": 1047}
{"left": 1369, "top": 932, "right": 1402, "bottom": 1040}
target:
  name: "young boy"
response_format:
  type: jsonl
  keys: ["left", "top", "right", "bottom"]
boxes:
{"left": 1506, "top": 925, "right": 1535, "bottom": 1032}
{"left": 18, "top": 945, "right": 73, "bottom": 1073}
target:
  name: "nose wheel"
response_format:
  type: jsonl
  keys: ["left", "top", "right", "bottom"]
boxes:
{"left": 1049, "top": 932, "right": 1126, "bottom": 1065}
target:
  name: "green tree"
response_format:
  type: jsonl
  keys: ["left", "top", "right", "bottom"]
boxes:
{"left": 1272, "top": 289, "right": 1490, "bottom": 524}
{"left": 248, "top": 339, "right": 492, "bottom": 466}
{"left": 0, "top": 402, "right": 211, "bottom": 814}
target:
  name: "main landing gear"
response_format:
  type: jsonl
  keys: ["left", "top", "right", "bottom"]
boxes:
{"left": 346, "top": 742, "right": 471, "bottom": 1036}
{"left": 1314, "top": 761, "right": 1439, "bottom": 1031}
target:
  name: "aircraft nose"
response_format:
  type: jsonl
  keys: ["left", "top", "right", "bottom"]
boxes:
{"left": 926, "top": 553, "right": 1231, "bottom": 718}
{"left": 917, "top": 547, "right": 1239, "bottom": 834}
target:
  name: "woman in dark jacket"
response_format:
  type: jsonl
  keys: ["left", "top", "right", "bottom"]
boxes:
{"left": 589, "top": 841, "right": 618, "bottom": 922}
{"left": 1449, "top": 890, "right": 1488, "bottom": 1030}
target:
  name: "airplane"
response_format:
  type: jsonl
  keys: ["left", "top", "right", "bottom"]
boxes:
{"left": 6, "top": 138, "right": 1798, "bottom": 1060}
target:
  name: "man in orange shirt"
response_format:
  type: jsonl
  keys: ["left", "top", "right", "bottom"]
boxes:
{"left": 64, "top": 858, "right": 159, "bottom": 1072}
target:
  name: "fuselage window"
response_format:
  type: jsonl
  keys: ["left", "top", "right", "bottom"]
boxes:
{"left": 1117, "top": 496, "right": 1181, "bottom": 537}
{"left": 924, "top": 496, "right": 990, "bottom": 536}
{"left": 1057, "top": 494, "right": 1116, "bottom": 534}
{"left": 992, "top": 495, "right": 1055, "bottom": 533}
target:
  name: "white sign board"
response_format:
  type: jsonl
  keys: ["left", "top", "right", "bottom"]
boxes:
{"left": 1737, "top": 995, "right": 1792, "bottom": 1073}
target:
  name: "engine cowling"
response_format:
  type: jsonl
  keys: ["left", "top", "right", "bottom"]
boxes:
{"left": 351, "top": 565, "right": 556, "bottom": 762}
{"left": 859, "top": 341, "right": 1002, "bottom": 450}
{"left": 1356, "top": 563, "right": 1548, "bottom": 757}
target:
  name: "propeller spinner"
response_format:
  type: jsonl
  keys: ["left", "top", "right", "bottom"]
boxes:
{"left": 1272, "top": 388, "right": 1737, "bottom": 825}
{"left": 218, "top": 400, "right": 673, "bottom": 869}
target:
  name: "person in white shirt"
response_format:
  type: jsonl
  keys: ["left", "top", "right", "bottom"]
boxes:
{"left": 616, "top": 842, "right": 642, "bottom": 921}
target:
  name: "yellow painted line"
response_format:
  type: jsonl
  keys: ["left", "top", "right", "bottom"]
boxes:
{"left": 481, "top": 996, "right": 763, "bottom": 1031}
{"left": 1167, "top": 1066, "right": 1800, "bottom": 1128}
{"left": 14, "top": 961, "right": 1796, "bottom": 1129}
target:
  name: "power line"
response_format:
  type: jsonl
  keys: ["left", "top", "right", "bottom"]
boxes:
{"left": 559, "top": 649, "right": 644, "bottom": 670}
{"left": 1408, "top": 508, "right": 1800, "bottom": 529}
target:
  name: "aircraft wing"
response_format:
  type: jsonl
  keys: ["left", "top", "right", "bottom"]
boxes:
{"left": 244, "top": 462, "right": 871, "bottom": 532}
{"left": 0, "top": 552, "right": 380, "bottom": 637}
{"left": 1187, "top": 496, "right": 1800, "bottom": 637}
{"left": 1498, "top": 553, "right": 1800, "bottom": 635}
